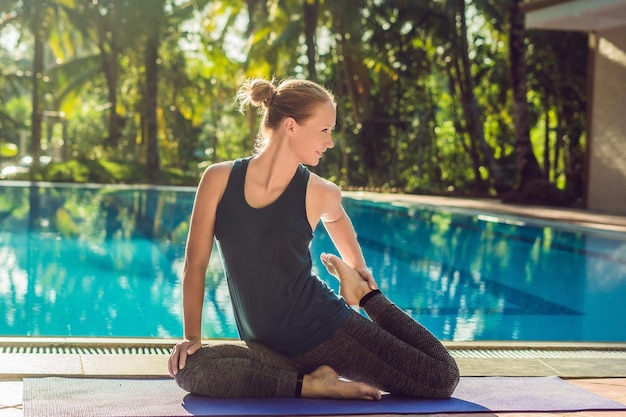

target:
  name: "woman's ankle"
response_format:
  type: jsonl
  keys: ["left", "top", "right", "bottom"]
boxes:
{"left": 359, "top": 289, "right": 381, "bottom": 308}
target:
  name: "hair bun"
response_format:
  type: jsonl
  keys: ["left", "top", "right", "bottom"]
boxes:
{"left": 249, "top": 79, "right": 275, "bottom": 108}
{"left": 235, "top": 78, "right": 276, "bottom": 113}
{"left": 262, "top": 90, "right": 275, "bottom": 108}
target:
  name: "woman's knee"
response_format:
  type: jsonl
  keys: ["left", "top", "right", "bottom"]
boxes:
{"left": 174, "top": 350, "right": 210, "bottom": 394}
{"left": 432, "top": 361, "right": 460, "bottom": 399}
{"left": 173, "top": 362, "right": 195, "bottom": 393}
{"left": 400, "top": 359, "right": 460, "bottom": 399}
{"left": 173, "top": 345, "right": 244, "bottom": 396}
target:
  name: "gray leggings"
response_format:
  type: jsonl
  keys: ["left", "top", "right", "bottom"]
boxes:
{"left": 174, "top": 291, "right": 459, "bottom": 398}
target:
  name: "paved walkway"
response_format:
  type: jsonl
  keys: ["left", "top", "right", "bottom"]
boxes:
{"left": 344, "top": 191, "right": 626, "bottom": 234}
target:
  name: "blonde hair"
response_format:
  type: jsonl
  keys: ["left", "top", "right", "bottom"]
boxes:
{"left": 236, "top": 78, "right": 336, "bottom": 153}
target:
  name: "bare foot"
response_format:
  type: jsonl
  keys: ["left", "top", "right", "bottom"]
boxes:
{"left": 301, "top": 365, "right": 381, "bottom": 400}
{"left": 321, "top": 253, "right": 372, "bottom": 306}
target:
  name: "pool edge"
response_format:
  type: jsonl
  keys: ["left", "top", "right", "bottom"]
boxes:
{"left": 2, "top": 337, "right": 626, "bottom": 380}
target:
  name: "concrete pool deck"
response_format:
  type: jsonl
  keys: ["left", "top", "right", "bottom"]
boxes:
{"left": 2, "top": 338, "right": 626, "bottom": 416}
{"left": 2, "top": 193, "right": 626, "bottom": 416}
{"left": 343, "top": 191, "right": 626, "bottom": 234}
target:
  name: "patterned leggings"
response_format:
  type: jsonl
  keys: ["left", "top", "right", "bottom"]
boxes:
{"left": 174, "top": 291, "right": 460, "bottom": 398}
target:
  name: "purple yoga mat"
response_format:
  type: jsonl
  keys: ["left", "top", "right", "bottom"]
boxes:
{"left": 23, "top": 376, "right": 626, "bottom": 416}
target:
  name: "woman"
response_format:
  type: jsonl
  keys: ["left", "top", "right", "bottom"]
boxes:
{"left": 168, "top": 78, "right": 459, "bottom": 400}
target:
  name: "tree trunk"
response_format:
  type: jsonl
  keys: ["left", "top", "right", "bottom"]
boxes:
{"left": 559, "top": 33, "right": 587, "bottom": 203}
{"left": 144, "top": 3, "right": 163, "bottom": 184}
{"left": 542, "top": 97, "right": 551, "bottom": 180}
{"left": 303, "top": 0, "right": 319, "bottom": 82}
{"left": 91, "top": 2, "right": 123, "bottom": 150}
{"left": 455, "top": 0, "right": 504, "bottom": 192}
{"left": 101, "top": 48, "right": 122, "bottom": 150}
{"left": 245, "top": 0, "right": 268, "bottom": 36}
{"left": 448, "top": 57, "right": 483, "bottom": 186}
{"left": 509, "top": 0, "right": 543, "bottom": 188}
{"left": 29, "top": 4, "right": 44, "bottom": 178}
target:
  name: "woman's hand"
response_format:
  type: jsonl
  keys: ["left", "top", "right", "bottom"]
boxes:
{"left": 168, "top": 338, "right": 202, "bottom": 377}
{"left": 355, "top": 267, "right": 378, "bottom": 291}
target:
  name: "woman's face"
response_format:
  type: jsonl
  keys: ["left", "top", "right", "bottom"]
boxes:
{"left": 291, "top": 101, "right": 336, "bottom": 166}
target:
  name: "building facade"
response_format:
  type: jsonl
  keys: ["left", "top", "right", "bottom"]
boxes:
{"left": 524, "top": 0, "right": 626, "bottom": 215}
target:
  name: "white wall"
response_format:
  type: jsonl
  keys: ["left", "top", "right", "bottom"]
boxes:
{"left": 587, "top": 26, "right": 626, "bottom": 214}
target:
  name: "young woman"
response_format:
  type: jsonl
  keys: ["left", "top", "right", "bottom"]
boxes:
{"left": 168, "top": 78, "right": 459, "bottom": 400}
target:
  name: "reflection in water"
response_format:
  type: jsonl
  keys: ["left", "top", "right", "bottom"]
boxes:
{"left": 1, "top": 185, "right": 625, "bottom": 341}
{"left": 0, "top": 184, "right": 235, "bottom": 338}
{"left": 311, "top": 198, "right": 626, "bottom": 342}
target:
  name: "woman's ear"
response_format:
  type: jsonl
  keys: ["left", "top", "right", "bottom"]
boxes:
{"left": 283, "top": 117, "right": 297, "bottom": 136}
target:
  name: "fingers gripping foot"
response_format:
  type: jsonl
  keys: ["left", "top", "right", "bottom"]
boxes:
{"left": 321, "top": 253, "right": 372, "bottom": 306}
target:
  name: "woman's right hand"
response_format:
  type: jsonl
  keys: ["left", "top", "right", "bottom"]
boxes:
{"left": 169, "top": 163, "right": 228, "bottom": 378}
{"left": 168, "top": 338, "right": 202, "bottom": 377}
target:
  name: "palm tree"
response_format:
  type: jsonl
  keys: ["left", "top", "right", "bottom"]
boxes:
{"left": 62, "top": 0, "right": 130, "bottom": 150}
{"left": 508, "top": 0, "right": 543, "bottom": 190}
{"left": 0, "top": 0, "right": 57, "bottom": 175}
{"left": 303, "top": 0, "right": 320, "bottom": 81}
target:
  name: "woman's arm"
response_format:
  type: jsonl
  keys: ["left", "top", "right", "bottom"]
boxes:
{"left": 311, "top": 177, "right": 377, "bottom": 291}
{"left": 321, "top": 191, "right": 366, "bottom": 269}
{"left": 168, "top": 162, "right": 231, "bottom": 376}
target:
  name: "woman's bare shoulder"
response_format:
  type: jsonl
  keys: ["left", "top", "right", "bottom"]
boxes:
{"left": 201, "top": 160, "right": 234, "bottom": 180}
{"left": 205, "top": 160, "right": 234, "bottom": 174}
{"left": 197, "top": 160, "right": 235, "bottom": 195}
{"left": 308, "top": 171, "right": 342, "bottom": 199}
{"left": 306, "top": 172, "right": 343, "bottom": 224}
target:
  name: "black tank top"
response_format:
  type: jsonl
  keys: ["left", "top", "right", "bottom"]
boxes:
{"left": 214, "top": 157, "right": 351, "bottom": 357}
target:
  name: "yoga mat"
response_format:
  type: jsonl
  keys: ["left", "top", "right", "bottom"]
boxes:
{"left": 23, "top": 376, "right": 626, "bottom": 417}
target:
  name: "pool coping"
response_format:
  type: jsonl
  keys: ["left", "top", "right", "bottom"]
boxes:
{"left": 2, "top": 337, "right": 626, "bottom": 381}
{"left": 2, "top": 336, "right": 626, "bottom": 348}
{"left": 343, "top": 191, "right": 626, "bottom": 235}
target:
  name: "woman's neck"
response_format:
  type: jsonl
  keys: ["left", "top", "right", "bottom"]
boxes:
{"left": 249, "top": 136, "right": 300, "bottom": 192}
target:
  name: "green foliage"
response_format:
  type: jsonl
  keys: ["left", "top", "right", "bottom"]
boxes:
{"left": 0, "top": 0, "right": 588, "bottom": 205}
{"left": 0, "top": 142, "right": 18, "bottom": 158}
{"left": 161, "top": 166, "right": 199, "bottom": 186}
{"left": 42, "top": 159, "right": 142, "bottom": 183}
{"left": 37, "top": 157, "right": 197, "bottom": 185}
{"left": 1, "top": 96, "right": 30, "bottom": 136}
{"left": 42, "top": 159, "right": 90, "bottom": 182}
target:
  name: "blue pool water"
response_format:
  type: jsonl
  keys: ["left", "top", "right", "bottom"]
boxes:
{"left": 1, "top": 183, "right": 625, "bottom": 342}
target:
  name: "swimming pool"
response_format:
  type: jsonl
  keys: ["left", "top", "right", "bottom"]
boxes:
{"left": 1, "top": 183, "right": 625, "bottom": 342}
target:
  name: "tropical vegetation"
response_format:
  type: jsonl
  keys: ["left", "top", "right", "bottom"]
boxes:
{"left": 0, "top": 0, "right": 588, "bottom": 206}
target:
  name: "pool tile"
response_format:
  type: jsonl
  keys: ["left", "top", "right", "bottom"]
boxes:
{"left": 457, "top": 358, "right": 556, "bottom": 376}
{"left": 0, "top": 381, "right": 23, "bottom": 417}
{"left": 0, "top": 354, "right": 82, "bottom": 378}
{"left": 542, "top": 360, "right": 626, "bottom": 378}
{"left": 80, "top": 353, "right": 169, "bottom": 376}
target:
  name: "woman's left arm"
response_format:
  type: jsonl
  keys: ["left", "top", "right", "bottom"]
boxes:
{"left": 318, "top": 182, "right": 378, "bottom": 290}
